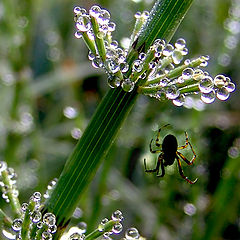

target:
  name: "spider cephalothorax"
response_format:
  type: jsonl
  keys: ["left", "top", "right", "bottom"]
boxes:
{"left": 144, "top": 124, "right": 198, "bottom": 184}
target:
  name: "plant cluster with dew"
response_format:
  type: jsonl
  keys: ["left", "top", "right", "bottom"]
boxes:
{"left": 0, "top": 161, "right": 142, "bottom": 239}
{"left": 0, "top": 1, "right": 237, "bottom": 239}
{"left": 74, "top": 5, "right": 235, "bottom": 107}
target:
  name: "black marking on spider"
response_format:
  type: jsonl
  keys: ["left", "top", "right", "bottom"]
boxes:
{"left": 144, "top": 124, "right": 198, "bottom": 184}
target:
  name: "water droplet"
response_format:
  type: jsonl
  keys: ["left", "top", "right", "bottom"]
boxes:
{"left": 76, "top": 15, "right": 91, "bottom": 32}
{"left": 121, "top": 79, "right": 135, "bottom": 92}
{"left": 92, "top": 57, "right": 103, "bottom": 68}
{"left": 75, "top": 31, "right": 82, "bottom": 39}
{"left": 199, "top": 77, "right": 214, "bottom": 93}
{"left": 172, "top": 50, "right": 183, "bottom": 64}
{"left": 162, "top": 44, "right": 174, "bottom": 56}
{"left": 166, "top": 85, "right": 180, "bottom": 100}
{"left": 64, "top": 106, "right": 78, "bottom": 119}
{"left": 132, "top": 60, "right": 143, "bottom": 72}
{"left": 98, "top": 9, "right": 111, "bottom": 25}
{"left": 159, "top": 78, "right": 169, "bottom": 87}
{"left": 184, "top": 203, "right": 196, "bottom": 216}
{"left": 111, "top": 210, "right": 124, "bottom": 221}
{"left": 88, "top": 52, "right": 95, "bottom": 61}
{"left": 120, "top": 62, "right": 129, "bottom": 73}
{"left": 149, "top": 61, "right": 156, "bottom": 70}
{"left": 108, "top": 22, "right": 116, "bottom": 32}
{"left": 112, "top": 223, "right": 123, "bottom": 234}
{"left": 139, "top": 53, "right": 146, "bottom": 61}
{"left": 125, "top": 227, "right": 140, "bottom": 240}
{"left": 214, "top": 74, "right": 228, "bottom": 87}
{"left": 101, "top": 233, "right": 112, "bottom": 240}
{"left": 108, "top": 60, "right": 120, "bottom": 73}
{"left": 42, "top": 231, "right": 52, "bottom": 240}
{"left": 225, "top": 82, "right": 235, "bottom": 92}
{"left": 228, "top": 146, "right": 239, "bottom": 158}
{"left": 175, "top": 38, "right": 186, "bottom": 50}
{"left": 31, "top": 210, "right": 42, "bottom": 223}
{"left": 21, "top": 202, "right": 28, "bottom": 212}
{"left": 201, "top": 90, "right": 215, "bottom": 104}
{"left": 101, "top": 218, "right": 109, "bottom": 225}
{"left": 107, "top": 75, "right": 121, "bottom": 88}
{"left": 182, "top": 68, "right": 193, "bottom": 80}
{"left": 43, "top": 213, "right": 56, "bottom": 227}
{"left": 73, "top": 7, "right": 87, "bottom": 15}
{"left": 89, "top": 5, "right": 101, "bottom": 18}
{"left": 37, "top": 221, "right": 43, "bottom": 229}
{"left": 70, "top": 233, "right": 85, "bottom": 240}
{"left": 173, "top": 94, "right": 185, "bottom": 106}
{"left": 77, "top": 222, "right": 87, "bottom": 234}
{"left": 0, "top": 161, "right": 7, "bottom": 172}
{"left": 134, "top": 12, "right": 141, "bottom": 19}
{"left": 192, "top": 69, "right": 204, "bottom": 80}
{"left": 48, "top": 224, "right": 57, "bottom": 234}
{"left": 181, "top": 47, "right": 188, "bottom": 56}
{"left": 12, "top": 219, "right": 22, "bottom": 232}
{"left": 216, "top": 87, "right": 230, "bottom": 101}
{"left": 142, "top": 11, "right": 149, "bottom": 19}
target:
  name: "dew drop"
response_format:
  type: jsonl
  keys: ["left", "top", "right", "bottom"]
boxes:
{"left": 175, "top": 38, "right": 186, "bottom": 50}
{"left": 89, "top": 5, "right": 101, "bottom": 18}
{"left": 42, "top": 231, "right": 52, "bottom": 240}
{"left": 37, "top": 221, "right": 43, "bottom": 229}
{"left": 77, "top": 222, "right": 87, "bottom": 234}
{"left": 92, "top": 57, "right": 103, "bottom": 68}
{"left": 132, "top": 60, "right": 143, "bottom": 72}
{"left": 112, "top": 223, "right": 123, "bottom": 234}
{"left": 21, "top": 202, "right": 28, "bottom": 212}
{"left": 172, "top": 50, "right": 183, "bottom": 64}
{"left": 181, "top": 47, "right": 188, "bottom": 56}
{"left": 162, "top": 44, "right": 174, "bottom": 56}
{"left": 70, "top": 233, "right": 85, "bottom": 240}
{"left": 139, "top": 53, "right": 146, "bottom": 61}
{"left": 88, "top": 52, "right": 95, "bottom": 61}
{"left": 225, "top": 82, "right": 236, "bottom": 93}
{"left": 111, "top": 210, "right": 124, "bottom": 221}
{"left": 184, "top": 203, "right": 196, "bottom": 216}
{"left": 107, "top": 75, "right": 121, "bottom": 88}
{"left": 121, "top": 79, "right": 135, "bottom": 92}
{"left": 159, "top": 78, "right": 169, "bottom": 87}
{"left": 199, "top": 77, "right": 214, "bottom": 93}
{"left": 125, "top": 227, "right": 140, "bottom": 240}
{"left": 32, "top": 191, "right": 41, "bottom": 202}
{"left": 172, "top": 94, "right": 185, "bottom": 106}
{"left": 108, "top": 60, "right": 120, "bottom": 74}
{"left": 48, "top": 225, "right": 57, "bottom": 234}
{"left": 30, "top": 210, "right": 42, "bottom": 223}
{"left": 142, "top": 11, "right": 149, "bottom": 19}
{"left": 213, "top": 74, "right": 227, "bottom": 87}
{"left": 63, "top": 106, "right": 78, "bottom": 119}
{"left": 166, "top": 85, "right": 180, "bottom": 100}
{"left": 12, "top": 219, "right": 22, "bottom": 232}
{"left": 149, "top": 61, "right": 156, "bottom": 70}
{"left": 43, "top": 213, "right": 56, "bottom": 227}
{"left": 134, "top": 12, "right": 141, "bottom": 19}
{"left": 108, "top": 22, "right": 116, "bottom": 32}
{"left": 76, "top": 15, "right": 91, "bottom": 32}
{"left": 0, "top": 161, "right": 7, "bottom": 172}
{"left": 74, "top": 31, "right": 82, "bottom": 39}
{"left": 216, "top": 87, "right": 230, "bottom": 101}
{"left": 182, "top": 68, "right": 193, "bottom": 80}
{"left": 201, "top": 90, "right": 216, "bottom": 104}
{"left": 120, "top": 62, "right": 129, "bottom": 73}
{"left": 73, "top": 7, "right": 87, "bottom": 15}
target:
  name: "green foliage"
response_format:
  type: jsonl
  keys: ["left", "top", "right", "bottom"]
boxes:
{"left": 0, "top": 0, "right": 239, "bottom": 239}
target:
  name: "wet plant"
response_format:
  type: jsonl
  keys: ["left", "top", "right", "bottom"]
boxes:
{"left": 0, "top": 0, "right": 237, "bottom": 239}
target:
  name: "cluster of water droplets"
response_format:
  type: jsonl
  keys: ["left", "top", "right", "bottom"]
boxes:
{"left": 137, "top": 38, "right": 235, "bottom": 107}
{"left": 73, "top": 5, "right": 150, "bottom": 92}
{"left": 218, "top": 0, "right": 240, "bottom": 67}
{"left": 0, "top": 161, "right": 18, "bottom": 203}
{"left": 11, "top": 192, "right": 57, "bottom": 240}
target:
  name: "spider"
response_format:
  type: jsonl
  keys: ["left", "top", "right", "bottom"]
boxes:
{"left": 144, "top": 124, "right": 198, "bottom": 184}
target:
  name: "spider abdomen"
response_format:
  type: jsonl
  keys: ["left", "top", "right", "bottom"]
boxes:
{"left": 162, "top": 134, "right": 178, "bottom": 166}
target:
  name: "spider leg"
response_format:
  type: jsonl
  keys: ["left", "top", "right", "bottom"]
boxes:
{"left": 177, "top": 148, "right": 196, "bottom": 166}
{"left": 150, "top": 139, "right": 162, "bottom": 153}
{"left": 176, "top": 156, "right": 198, "bottom": 184}
{"left": 144, "top": 153, "right": 164, "bottom": 177}
{"left": 155, "top": 124, "right": 170, "bottom": 147}
{"left": 178, "top": 131, "right": 189, "bottom": 150}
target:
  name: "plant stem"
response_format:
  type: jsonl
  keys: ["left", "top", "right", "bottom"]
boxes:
{"left": 43, "top": 0, "right": 195, "bottom": 238}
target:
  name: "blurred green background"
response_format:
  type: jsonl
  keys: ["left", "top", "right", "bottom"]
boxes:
{"left": 0, "top": 0, "right": 239, "bottom": 239}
